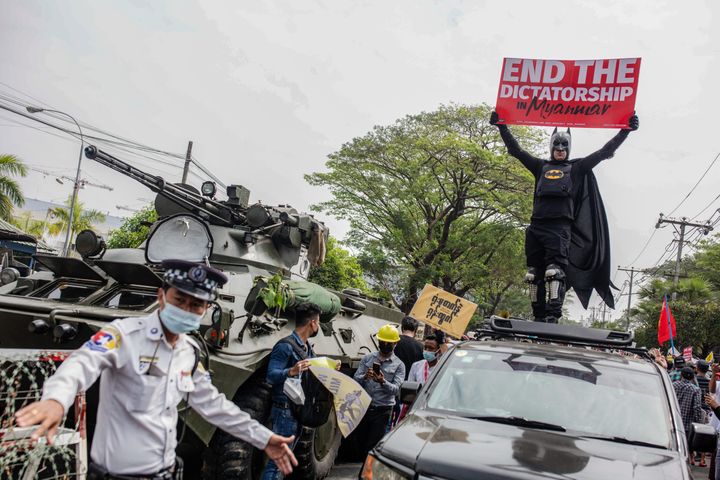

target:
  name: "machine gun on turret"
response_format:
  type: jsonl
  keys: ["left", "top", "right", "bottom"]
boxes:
{"left": 84, "top": 146, "right": 327, "bottom": 251}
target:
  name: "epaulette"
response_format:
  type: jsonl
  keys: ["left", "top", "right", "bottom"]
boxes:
{"left": 114, "top": 316, "right": 147, "bottom": 335}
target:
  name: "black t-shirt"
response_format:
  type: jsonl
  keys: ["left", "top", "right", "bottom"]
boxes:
{"left": 394, "top": 335, "right": 424, "bottom": 380}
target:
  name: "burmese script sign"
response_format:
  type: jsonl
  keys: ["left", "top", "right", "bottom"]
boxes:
{"left": 409, "top": 284, "right": 477, "bottom": 338}
{"left": 495, "top": 57, "right": 641, "bottom": 128}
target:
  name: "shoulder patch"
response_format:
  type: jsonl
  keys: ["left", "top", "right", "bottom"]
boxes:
{"left": 84, "top": 326, "right": 121, "bottom": 353}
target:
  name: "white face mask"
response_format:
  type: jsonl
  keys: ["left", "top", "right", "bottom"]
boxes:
{"left": 159, "top": 301, "right": 203, "bottom": 334}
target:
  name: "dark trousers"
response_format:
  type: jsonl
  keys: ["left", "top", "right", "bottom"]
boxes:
{"left": 525, "top": 219, "right": 572, "bottom": 268}
{"left": 525, "top": 220, "right": 571, "bottom": 320}
{"left": 353, "top": 405, "right": 393, "bottom": 460}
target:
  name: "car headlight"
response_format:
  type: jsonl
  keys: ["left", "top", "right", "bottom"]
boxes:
{"left": 360, "top": 454, "right": 410, "bottom": 480}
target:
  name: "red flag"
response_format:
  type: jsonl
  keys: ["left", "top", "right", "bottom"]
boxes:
{"left": 657, "top": 297, "right": 677, "bottom": 344}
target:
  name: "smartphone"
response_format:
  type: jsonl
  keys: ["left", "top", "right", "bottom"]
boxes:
{"left": 372, "top": 362, "right": 381, "bottom": 374}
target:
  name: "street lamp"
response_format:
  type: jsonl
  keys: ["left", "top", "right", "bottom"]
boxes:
{"left": 26, "top": 106, "right": 84, "bottom": 257}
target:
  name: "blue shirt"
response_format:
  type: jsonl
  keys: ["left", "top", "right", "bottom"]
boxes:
{"left": 353, "top": 351, "right": 405, "bottom": 407}
{"left": 266, "top": 332, "right": 312, "bottom": 403}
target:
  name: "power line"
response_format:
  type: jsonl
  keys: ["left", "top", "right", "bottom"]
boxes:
{"left": 666, "top": 151, "right": 720, "bottom": 216}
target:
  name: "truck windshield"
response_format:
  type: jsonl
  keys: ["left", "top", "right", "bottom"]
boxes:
{"left": 426, "top": 349, "right": 673, "bottom": 448}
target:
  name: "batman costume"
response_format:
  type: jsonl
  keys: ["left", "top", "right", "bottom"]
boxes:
{"left": 490, "top": 111, "right": 639, "bottom": 322}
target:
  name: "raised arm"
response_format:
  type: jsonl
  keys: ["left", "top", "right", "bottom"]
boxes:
{"left": 577, "top": 114, "right": 639, "bottom": 171}
{"left": 490, "top": 111, "right": 544, "bottom": 174}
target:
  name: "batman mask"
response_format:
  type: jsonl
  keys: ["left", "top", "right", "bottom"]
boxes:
{"left": 550, "top": 127, "right": 571, "bottom": 161}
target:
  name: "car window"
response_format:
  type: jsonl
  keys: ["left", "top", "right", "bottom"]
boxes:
{"left": 426, "top": 349, "right": 672, "bottom": 448}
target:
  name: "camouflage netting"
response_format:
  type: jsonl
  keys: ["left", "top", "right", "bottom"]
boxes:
{"left": 0, "top": 351, "right": 85, "bottom": 480}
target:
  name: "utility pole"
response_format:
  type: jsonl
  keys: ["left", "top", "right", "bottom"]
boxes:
{"left": 181, "top": 141, "right": 193, "bottom": 184}
{"left": 617, "top": 266, "right": 637, "bottom": 330}
{"left": 655, "top": 214, "right": 713, "bottom": 300}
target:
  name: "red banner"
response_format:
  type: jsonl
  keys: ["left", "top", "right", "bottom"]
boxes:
{"left": 495, "top": 58, "right": 641, "bottom": 129}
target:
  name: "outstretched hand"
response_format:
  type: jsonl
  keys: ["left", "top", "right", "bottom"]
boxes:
{"left": 628, "top": 113, "right": 639, "bottom": 131}
{"left": 489, "top": 110, "right": 499, "bottom": 126}
{"left": 264, "top": 434, "right": 298, "bottom": 475}
{"left": 14, "top": 399, "right": 65, "bottom": 444}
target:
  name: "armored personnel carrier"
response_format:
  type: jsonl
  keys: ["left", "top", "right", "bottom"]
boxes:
{"left": 0, "top": 146, "right": 402, "bottom": 479}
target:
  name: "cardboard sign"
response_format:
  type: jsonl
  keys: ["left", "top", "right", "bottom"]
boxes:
{"left": 309, "top": 366, "right": 371, "bottom": 438}
{"left": 409, "top": 284, "right": 477, "bottom": 338}
{"left": 495, "top": 57, "right": 641, "bottom": 128}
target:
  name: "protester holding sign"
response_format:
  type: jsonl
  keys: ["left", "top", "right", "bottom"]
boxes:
{"left": 263, "top": 303, "right": 322, "bottom": 480}
{"left": 490, "top": 57, "right": 639, "bottom": 322}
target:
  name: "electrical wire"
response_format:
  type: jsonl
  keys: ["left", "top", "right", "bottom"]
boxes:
{"left": 0, "top": 87, "right": 227, "bottom": 190}
{"left": 666, "top": 151, "right": 720, "bottom": 217}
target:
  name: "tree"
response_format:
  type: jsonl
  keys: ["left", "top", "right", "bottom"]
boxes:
{"left": 0, "top": 154, "right": 28, "bottom": 221}
{"left": 307, "top": 236, "right": 368, "bottom": 292}
{"left": 306, "top": 103, "right": 545, "bottom": 312}
{"left": 10, "top": 211, "right": 47, "bottom": 238}
{"left": 106, "top": 206, "right": 158, "bottom": 249}
{"left": 48, "top": 196, "right": 106, "bottom": 241}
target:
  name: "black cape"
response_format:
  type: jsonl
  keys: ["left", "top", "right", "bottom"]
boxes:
{"left": 566, "top": 170, "right": 616, "bottom": 309}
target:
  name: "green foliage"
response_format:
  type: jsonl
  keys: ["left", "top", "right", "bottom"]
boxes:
{"left": 0, "top": 154, "right": 28, "bottom": 221}
{"left": 306, "top": 103, "right": 545, "bottom": 312}
{"left": 48, "top": 195, "right": 106, "bottom": 241}
{"left": 308, "top": 236, "right": 368, "bottom": 292}
{"left": 257, "top": 274, "right": 291, "bottom": 312}
{"left": 10, "top": 211, "right": 47, "bottom": 238}
{"left": 106, "top": 206, "right": 157, "bottom": 249}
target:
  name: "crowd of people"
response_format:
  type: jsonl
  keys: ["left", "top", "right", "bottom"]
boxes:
{"left": 650, "top": 348, "right": 720, "bottom": 477}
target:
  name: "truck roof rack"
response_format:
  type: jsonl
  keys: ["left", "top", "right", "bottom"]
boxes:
{"left": 477, "top": 316, "right": 649, "bottom": 355}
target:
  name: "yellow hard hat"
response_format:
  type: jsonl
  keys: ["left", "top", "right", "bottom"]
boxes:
{"left": 377, "top": 324, "right": 400, "bottom": 343}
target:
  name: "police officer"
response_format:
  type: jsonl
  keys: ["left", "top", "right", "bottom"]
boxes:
{"left": 15, "top": 259, "right": 298, "bottom": 479}
{"left": 490, "top": 111, "right": 639, "bottom": 322}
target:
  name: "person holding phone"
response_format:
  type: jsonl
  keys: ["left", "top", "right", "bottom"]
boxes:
{"left": 351, "top": 324, "right": 405, "bottom": 461}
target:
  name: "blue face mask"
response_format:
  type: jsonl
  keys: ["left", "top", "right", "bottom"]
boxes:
{"left": 423, "top": 350, "right": 438, "bottom": 363}
{"left": 159, "top": 302, "right": 203, "bottom": 334}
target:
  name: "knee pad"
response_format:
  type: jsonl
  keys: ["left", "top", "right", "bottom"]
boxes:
{"left": 544, "top": 264, "right": 566, "bottom": 301}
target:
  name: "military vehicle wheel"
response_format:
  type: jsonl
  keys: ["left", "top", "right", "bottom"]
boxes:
{"left": 202, "top": 376, "right": 272, "bottom": 480}
{"left": 287, "top": 408, "right": 342, "bottom": 480}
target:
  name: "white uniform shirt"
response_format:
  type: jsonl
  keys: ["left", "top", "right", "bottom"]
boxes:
{"left": 41, "top": 312, "right": 272, "bottom": 475}
{"left": 407, "top": 359, "right": 433, "bottom": 384}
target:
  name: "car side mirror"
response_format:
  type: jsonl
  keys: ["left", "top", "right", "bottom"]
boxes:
{"left": 400, "top": 381, "right": 421, "bottom": 404}
{"left": 690, "top": 422, "right": 718, "bottom": 453}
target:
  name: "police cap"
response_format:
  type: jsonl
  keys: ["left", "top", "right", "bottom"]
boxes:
{"left": 161, "top": 259, "right": 228, "bottom": 302}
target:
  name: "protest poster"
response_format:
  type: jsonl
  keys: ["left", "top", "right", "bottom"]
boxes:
{"left": 683, "top": 346, "right": 693, "bottom": 362}
{"left": 309, "top": 365, "right": 371, "bottom": 438}
{"left": 408, "top": 284, "right": 477, "bottom": 338}
{"left": 495, "top": 57, "right": 641, "bottom": 128}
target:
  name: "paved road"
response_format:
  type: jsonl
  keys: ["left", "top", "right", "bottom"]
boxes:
{"left": 691, "top": 463, "right": 710, "bottom": 479}
{"left": 327, "top": 463, "right": 361, "bottom": 479}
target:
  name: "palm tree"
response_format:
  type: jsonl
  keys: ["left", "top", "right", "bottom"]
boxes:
{"left": 10, "top": 211, "right": 47, "bottom": 238}
{"left": 48, "top": 196, "right": 107, "bottom": 244}
{"left": 0, "top": 154, "right": 28, "bottom": 220}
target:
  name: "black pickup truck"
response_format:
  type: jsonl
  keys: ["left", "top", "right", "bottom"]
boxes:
{"left": 360, "top": 318, "right": 716, "bottom": 480}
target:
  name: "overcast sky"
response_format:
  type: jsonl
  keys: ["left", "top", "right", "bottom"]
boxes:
{"left": 2, "top": 0, "right": 719, "bottom": 322}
